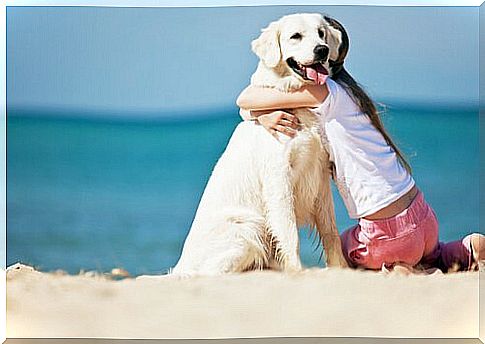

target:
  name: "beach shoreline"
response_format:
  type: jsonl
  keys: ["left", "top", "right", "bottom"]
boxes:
{"left": 6, "top": 263, "right": 480, "bottom": 339}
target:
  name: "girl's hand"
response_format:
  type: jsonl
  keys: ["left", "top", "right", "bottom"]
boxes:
{"left": 255, "top": 110, "right": 300, "bottom": 139}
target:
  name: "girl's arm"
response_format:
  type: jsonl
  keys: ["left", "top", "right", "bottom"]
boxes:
{"left": 239, "top": 108, "right": 300, "bottom": 139}
{"left": 236, "top": 84, "right": 328, "bottom": 111}
{"left": 239, "top": 108, "right": 254, "bottom": 120}
{"left": 236, "top": 84, "right": 328, "bottom": 139}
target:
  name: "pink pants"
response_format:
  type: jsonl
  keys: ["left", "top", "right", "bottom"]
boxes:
{"left": 340, "top": 191, "right": 473, "bottom": 271}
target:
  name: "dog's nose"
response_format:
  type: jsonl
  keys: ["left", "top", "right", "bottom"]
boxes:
{"left": 314, "top": 45, "right": 329, "bottom": 60}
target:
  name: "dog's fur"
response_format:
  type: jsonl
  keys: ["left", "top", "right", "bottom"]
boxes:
{"left": 171, "top": 13, "right": 348, "bottom": 275}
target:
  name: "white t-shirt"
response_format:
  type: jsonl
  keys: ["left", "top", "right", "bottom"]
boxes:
{"left": 313, "top": 78, "right": 415, "bottom": 219}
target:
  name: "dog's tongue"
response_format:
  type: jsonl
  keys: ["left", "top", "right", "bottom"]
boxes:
{"left": 303, "top": 64, "right": 328, "bottom": 85}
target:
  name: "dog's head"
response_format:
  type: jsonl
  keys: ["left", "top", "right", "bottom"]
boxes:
{"left": 251, "top": 13, "right": 346, "bottom": 85}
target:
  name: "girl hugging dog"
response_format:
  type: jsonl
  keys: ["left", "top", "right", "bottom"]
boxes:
{"left": 237, "top": 15, "right": 484, "bottom": 273}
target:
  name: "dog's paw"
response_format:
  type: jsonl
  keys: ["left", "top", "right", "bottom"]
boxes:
{"left": 277, "top": 76, "right": 306, "bottom": 92}
{"left": 324, "top": 247, "right": 349, "bottom": 268}
{"left": 328, "top": 255, "right": 349, "bottom": 269}
{"left": 280, "top": 254, "right": 303, "bottom": 272}
{"left": 335, "top": 258, "right": 349, "bottom": 269}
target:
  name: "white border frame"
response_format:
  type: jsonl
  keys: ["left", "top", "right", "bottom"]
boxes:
{"left": 1, "top": 1, "right": 5, "bottom": 343}
{"left": 1, "top": 2, "right": 482, "bottom": 343}
{"left": 4, "top": 0, "right": 485, "bottom": 6}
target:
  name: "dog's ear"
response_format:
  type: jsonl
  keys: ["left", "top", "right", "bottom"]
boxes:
{"left": 251, "top": 21, "right": 281, "bottom": 68}
{"left": 323, "top": 16, "right": 349, "bottom": 76}
{"left": 323, "top": 19, "right": 343, "bottom": 62}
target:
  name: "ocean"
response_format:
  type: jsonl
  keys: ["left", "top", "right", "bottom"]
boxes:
{"left": 7, "top": 106, "right": 480, "bottom": 275}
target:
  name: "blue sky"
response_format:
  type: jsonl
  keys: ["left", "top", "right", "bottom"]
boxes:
{"left": 7, "top": 6, "right": 479, "bottom": 115}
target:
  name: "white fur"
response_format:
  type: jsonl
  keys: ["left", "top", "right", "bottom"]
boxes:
{"left": 251, "top": 13, "right": 342, "bottom": 91}
{"left": 172, "top": 13, "right": 348, "bottom": 276}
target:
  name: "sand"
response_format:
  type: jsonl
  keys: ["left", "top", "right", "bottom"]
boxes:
{"left": 6, "top": 263, "right": 482, "bottom": 339}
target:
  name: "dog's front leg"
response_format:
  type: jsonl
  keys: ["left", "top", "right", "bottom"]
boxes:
{"left": 315, "top": 176, "right": 348, "bottom": 268}
{"left": 262, "top": 169, "right": 302, "bottom": 272}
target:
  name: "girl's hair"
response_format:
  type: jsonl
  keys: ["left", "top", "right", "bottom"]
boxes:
{"left": 324, "top": 16, "right": 412, "bottom": 174}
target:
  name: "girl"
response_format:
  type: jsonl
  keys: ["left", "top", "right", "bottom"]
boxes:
{"left": 236, "top": 18, "right": 483, "bottom": 272}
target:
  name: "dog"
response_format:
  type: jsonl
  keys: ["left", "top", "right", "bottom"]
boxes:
{"left": 171, "top": 13, "right": 348, "bottom": 275}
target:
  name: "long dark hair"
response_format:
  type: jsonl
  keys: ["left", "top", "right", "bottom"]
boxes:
{"left": 324, "top": 16, "right": 412, "bottom": 174}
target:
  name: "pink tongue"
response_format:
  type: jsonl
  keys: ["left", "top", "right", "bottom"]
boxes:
{"left": 303, "top": 64, "right": 328, "bottom": 85}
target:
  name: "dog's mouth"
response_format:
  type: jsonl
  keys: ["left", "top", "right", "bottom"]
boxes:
{"left": 287, "top": 58, "right": 329, "bottom": 85}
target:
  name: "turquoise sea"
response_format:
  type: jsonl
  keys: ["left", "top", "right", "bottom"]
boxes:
{"left": 7, "top": 106, "right": 480, "bottom": 275}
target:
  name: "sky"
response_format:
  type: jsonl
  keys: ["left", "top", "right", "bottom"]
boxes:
{"left": 7, "top": 5, "right": 479, "bottom": 115}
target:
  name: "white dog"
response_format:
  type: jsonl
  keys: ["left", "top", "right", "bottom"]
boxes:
{"left": 172, "top": 13, "right": 348, "bottom": 275}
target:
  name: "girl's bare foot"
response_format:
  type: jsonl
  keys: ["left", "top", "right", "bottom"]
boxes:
{"left": 470, "top": 233, "right": 485, "bottom": 268}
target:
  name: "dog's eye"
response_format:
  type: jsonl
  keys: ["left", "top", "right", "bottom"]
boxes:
{"left": 290, "top": 33, "right": 302, "bottom": 40}
{"left": 318, "top": 29, "right": 325, "bottom": 39}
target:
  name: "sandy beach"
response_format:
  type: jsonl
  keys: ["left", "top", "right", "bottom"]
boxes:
{"left": 6, "top": 263, "right": 482, "bottom": 339}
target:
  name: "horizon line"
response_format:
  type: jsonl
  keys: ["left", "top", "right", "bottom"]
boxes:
{"left": 7, "top": 100, "right": 479, "bottom": 122}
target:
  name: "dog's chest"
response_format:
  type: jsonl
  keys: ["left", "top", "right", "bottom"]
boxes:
{"left": 285, "top": 109, "right": 326, "bottom": 225}
{"left": 287, "top": 109, "right": 323, "bottom": 170}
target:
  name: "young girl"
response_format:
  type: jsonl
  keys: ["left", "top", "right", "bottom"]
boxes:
{"left": 236, "top": 19, "right": 483, "bottom": 273}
